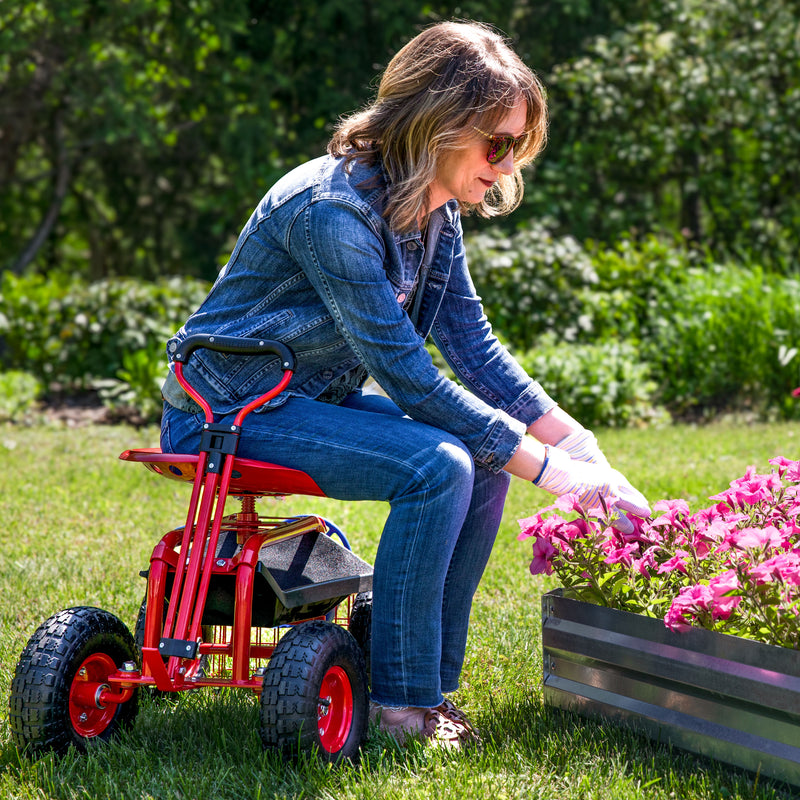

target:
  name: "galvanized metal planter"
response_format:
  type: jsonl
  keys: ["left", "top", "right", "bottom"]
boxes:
{"left": 542, "top": 588, "right": 800, "bottom": 788}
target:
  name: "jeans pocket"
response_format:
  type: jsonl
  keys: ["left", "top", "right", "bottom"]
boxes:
{"left": 160, "top": 405, "right": 203, "bottom": 453}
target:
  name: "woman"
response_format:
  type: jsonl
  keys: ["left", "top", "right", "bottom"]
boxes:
{"left": 161, "top": 20, "right": 649, "bottom": 749}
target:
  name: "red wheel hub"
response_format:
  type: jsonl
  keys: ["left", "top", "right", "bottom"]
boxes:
{"left": 69, "top": 653, "right": 118, "bottom": 738}
{"left": 317, "top": 666, "right": 353, "bottom": 753}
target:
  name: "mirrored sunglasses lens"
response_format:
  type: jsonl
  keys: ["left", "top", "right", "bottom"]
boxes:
{"left": 487, "top": 137, "right": 512, "bottom": 164}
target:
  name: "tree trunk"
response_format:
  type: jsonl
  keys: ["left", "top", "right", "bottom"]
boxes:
{"left": 9, "top": 112, "right": 72, "bottom": 275}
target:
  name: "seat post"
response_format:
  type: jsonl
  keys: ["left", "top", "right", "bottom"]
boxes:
{"left": 237, "top": 496, "right": 259, "bottom": 544}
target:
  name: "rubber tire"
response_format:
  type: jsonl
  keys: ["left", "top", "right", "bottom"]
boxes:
{"left": 260, "top": 620, "right": 368, "bottom": 764}
{"left": 9, "top": 606, "right": 139, "bottom": 756}
{"left": 348, "top": 591, "right": 372, "bottom": 687}
{"left": 133, "top": 596, "right": 161, "bottom": 656}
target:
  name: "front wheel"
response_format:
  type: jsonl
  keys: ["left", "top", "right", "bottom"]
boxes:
{"left": 9, "top": 607, "right": 139, "bottom": 756}
{"left": 260, "top": 620, "right": 368, "bottom": 763}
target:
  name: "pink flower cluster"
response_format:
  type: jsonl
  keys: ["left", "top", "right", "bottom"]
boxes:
{"left": 518, "top": 457, "right": 800, "bottom": 648}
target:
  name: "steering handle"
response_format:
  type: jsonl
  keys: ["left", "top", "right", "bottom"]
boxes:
{"left": 170, "top": 333, "right": 295, "bottom": 372}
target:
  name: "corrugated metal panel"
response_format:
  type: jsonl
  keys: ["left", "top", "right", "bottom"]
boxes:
{"left": 542, "top": 589, "right": 800, "bottom": 788}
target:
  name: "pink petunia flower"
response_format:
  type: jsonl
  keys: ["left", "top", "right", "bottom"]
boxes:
{"left": 770, "top": 456, "right": 800, "bottom": 482}
{"left": 554, "top": 493, "right": 588, "bottom": 515}
{"left": 529, "top": 536, "right": 557, "bottom": 576}
{"left": 517, "top": 454, "right": 800, "bottom": 646}
{"left": 631, "top": 545, "right": 659, "bottom": 577}
{"left": 650, "top": 498, "right": 691, "bottom": 528}
{"left": 749, "top": 552, "right": 800, "bottom": 586}
{"left": 657, "top": 550, "right": 691, "bottom": 574}
{"left": 518, "top": 511, "right": 563, "bottom": 541}
{"left": 603, "top": 543, "right": 638, "bottom": 566}
{"left": 707, "top": 570, "right": 742, "bottom": 619}
{"left": 731, "top": 525, "right": 782, "bottom": 551}
{"left": 711, "top": 467, "right": 782, "bottom": 509}
{"left": 664, "top": 584, "right": 713, "bottom": 631}
{"left": 559, "top": 517, "right": 596, "bottom": 541}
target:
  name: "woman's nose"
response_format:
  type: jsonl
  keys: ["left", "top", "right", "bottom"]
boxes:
{"left": 492, "top": 149, "right": 516, "bottom": 175}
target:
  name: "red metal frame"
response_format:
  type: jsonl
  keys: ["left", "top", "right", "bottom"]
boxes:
{"left": 106, "top": 356, "right": 347, "bottom": 701}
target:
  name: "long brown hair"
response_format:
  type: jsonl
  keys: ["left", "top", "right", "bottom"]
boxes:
{"left": 328, "top": 20, "right": 548, "bottom": 232}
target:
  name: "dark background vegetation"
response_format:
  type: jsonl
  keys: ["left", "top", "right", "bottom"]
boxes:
{"left": 2, "top": 0, "right": 799, "bottom": 426}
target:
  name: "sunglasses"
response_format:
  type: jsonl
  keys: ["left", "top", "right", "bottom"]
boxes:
{"left": 472, "top": 126, "right": 528, "bottom": 165}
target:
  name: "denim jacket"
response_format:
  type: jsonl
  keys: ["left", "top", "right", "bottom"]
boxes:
{"left": 164, "top": 154, "right": 555, "bottom": 471}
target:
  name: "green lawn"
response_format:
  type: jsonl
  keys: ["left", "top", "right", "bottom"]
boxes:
{"left": 0, "top": 419, "right": 798, "bottom": 800}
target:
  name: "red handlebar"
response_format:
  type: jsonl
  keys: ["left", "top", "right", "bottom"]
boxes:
{"left": 172, "top": 334, "right": 296, "bottom": 426}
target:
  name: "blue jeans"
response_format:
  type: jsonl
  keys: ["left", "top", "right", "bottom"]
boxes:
{"left": 161, "top": 391, "right": 510, "bottom": 708}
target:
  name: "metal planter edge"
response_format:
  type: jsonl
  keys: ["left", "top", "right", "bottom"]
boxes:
{"left": 541, "top": 588, "right": 800, "bottom": 788}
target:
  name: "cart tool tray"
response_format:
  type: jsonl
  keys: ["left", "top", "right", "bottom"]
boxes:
{"left": 259, "top": 529, "right": 373, "bottom": 608}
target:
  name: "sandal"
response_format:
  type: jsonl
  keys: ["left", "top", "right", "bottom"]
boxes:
{"left": 424, "top": 706, "right": 475, "bottom": 751}
{"left": 433, "top": 698, "right": 482, "bottom": 745}
{"left": 370, "top": 704, "right": 438, "bottom": 747}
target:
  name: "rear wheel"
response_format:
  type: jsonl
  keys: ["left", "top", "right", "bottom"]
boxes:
{"left": 9, "top": 607, "right": 139, "bottom": 756}
{"left": 348, "top": 591, "right": 372, "bottom": 687}
{"left": 260, "top": 620, "right": 368, "bottom": 763}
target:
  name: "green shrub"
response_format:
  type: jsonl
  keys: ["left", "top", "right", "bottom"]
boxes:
{"left": 0, "top": 370, "right": 42, "bottom": 422}
{"left": 581, "top": 235, "right": 703, "bottom": 344}
{"left": 468, "top": 219, "right": 600, "bottom": 351}
{"left": 95, "top": 345, "right": 167, "bottom": 425}
{"left": 4, "top": 230, "right": 800, "bottom": 427}
{"left": 468, "top": 226, "right": 703, "bottom": 351}
{"left": 515, "top": 334, "right": 669, "bottom": 429}
{"left": 470, "top": 223, "right": 800, "bottom": 423}
{"left": 0, "top": 271, "right": 210, "bottom": 391}
{"left": 641, "top": 263, "right": 800, "bottom": 419}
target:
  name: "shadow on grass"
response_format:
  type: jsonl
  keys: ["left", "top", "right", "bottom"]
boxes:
{"left": 1, "top": 687, "right": 453, "bottom": 800}
{"left": 481, "top": 694, "right": 798, "bottom": 800}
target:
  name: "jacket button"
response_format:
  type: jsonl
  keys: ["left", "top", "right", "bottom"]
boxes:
{"left": 407, "top": 241, "right": 418, "bottom": 251}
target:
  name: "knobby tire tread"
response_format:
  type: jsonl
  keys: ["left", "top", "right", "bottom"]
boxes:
{"left": 9, "top": 606, "right": 139, "bottom": 756}
{"left": 348, "top": 591, "right": 372, "bottom": 686}
{"left": 260, "top": 620, "right": 368, "bottom": 763}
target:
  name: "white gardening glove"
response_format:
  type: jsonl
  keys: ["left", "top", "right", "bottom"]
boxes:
{"left": 555, "top": 428, "right": 610, "bottom": 468}
{"left": 533, "top": 444, "right": 650, "bottom": 534}
{"left": 555, "top": 428, "right": 650, "bottom": 533}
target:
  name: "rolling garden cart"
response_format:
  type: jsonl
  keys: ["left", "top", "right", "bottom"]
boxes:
{"left": 9, "top": 334, "right": 374, "bottom": 763}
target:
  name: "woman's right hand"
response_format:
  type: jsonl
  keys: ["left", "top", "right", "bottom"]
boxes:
{"left": 533, "top": 444, "right": 650, "bottom": 533}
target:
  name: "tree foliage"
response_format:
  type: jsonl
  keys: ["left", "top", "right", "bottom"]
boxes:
{"left": 2, "top": 0, "right": 797, "bottom": 278}
{"left": 0, "top": 0, "right": 653, "bottom": 279}
{"left": 0, "top": 0, "right": 260, "bottom": 279}
{"left": 535, "top": 0, "right": 800, "bottom": 265}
